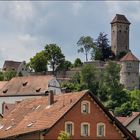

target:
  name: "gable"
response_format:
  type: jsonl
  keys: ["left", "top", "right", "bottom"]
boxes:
{"left": 44, "top": 93, "right": 129, "bottom": 139}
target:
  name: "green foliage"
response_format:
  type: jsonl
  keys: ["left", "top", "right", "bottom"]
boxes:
{"left": 114, "top": 102, "right": 132, "bottom": 116}
{"left": 44, "top": 44, "right": 65, "bottom": 74}
{"left": 0, "top": 72, "right": 4, "bottom": 81}
{"left": 73, "top": 58, "right": 83, "bottom": 67}
{"left": 81, "top": 64, "right": 97, "bottom": 91}
{"left": 4, "top": 70, "right": 16, "bottom": 81}
{"left": 77, "top": 36, "right": 95, "bottom": 61}
{"left": 57, "top": 131, "right": 70, "bottom": 140}
{"left": 29, "top": 51, "right": 48, "bottom": 72}
{"left": 56, "top": 60, "right": 72, "bottom": 71}
{"left": 91, "top": 32, "right": 114, "bottom": 61}
{"left": 116, "top": 51, "right": 127, "bottom": 60}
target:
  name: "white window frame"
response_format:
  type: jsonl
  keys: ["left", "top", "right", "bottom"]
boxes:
{"left": 81, "top": 100, "right": 90, "bottom": 114}
{"left": 65, "top": 121, "right": 74, "bottom": 136}
{"left": 81, "top": 122, "right": 90, "bottom": 137}
{"left": 97, "top": 122, "right": 105, "bottom": 137}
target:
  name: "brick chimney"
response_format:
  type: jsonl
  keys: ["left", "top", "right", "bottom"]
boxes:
{"left": 48, "top": 90, "right": 54, "bottom": 106}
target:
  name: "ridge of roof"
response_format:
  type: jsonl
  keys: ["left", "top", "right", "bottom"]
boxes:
{"left": 111, "top": 14, "right": 131, "bottom": 24}
{"left": 120, "top": 51, "right": 139, "bottom": 62}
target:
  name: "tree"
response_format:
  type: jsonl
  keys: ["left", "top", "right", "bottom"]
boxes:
{"left": 0, "top": 72, "right": 4, "bottom": 81}
{"left": 81, "top": 64, "right": 98, "bottom": 92}
{"left": 29, "top": 51, "right": 48, "bottom": 72}
{"left": 97, "top": 61, "right": 129, "bottom": 113}
{"left": 4, "top": 70, "right": 16, "bottom": 81}
{"left": 57, "top": 131, "right": 70, "bottom": 140}
{"left": 73, "top": 58, "right": 83, "bottom": 67}
{"left": 44, "top": 44, "right": 65, "bottom": 74}
{"left": 92, "top": 32, "right": 114, "bottom": 61}
{"left": 77, "top": 36, "right": 95, "bottom": 61}
{"left": 56, "top": 60, "right": 72, "bottom": 71}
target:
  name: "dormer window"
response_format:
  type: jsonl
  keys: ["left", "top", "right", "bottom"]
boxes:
{"left": 22, "top": 82, "right": 28, "bottom": 86}
{"left": 97, "top": 123, "right": 105, "bottom": 137}
{"left": 65, "top": 121, "right": 74, "bottom": 136}
{"left": 81, "top": 101, "right": 90, "bottom": 114}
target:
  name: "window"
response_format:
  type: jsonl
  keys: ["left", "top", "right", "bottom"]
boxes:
{"left": 81, "top": 101, "right": 90, "bottom": 114}
{"left": 97, "top": 123, "right": 105, "bottom": 137}
{"left": 65, "top": 121, "right": 74, "bottom": 136}
{"left": 81, "top": 123, "right": 90, "bottom": 136}
{"left": 132, "top": 130, "right": 136, "bottom": 136}
{"left": 139, "top": 118, "right": 140, "bottom": 125}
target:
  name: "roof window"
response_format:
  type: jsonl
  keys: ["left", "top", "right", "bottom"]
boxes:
{"left": 0, "top": 124, "right": 4, "bottom": 130}
{"left": 23, "top": 82, "right": 28, "bottom": 86}
{"left": 35, "top": 105, "right": 41, "bottom": 110}
{"left": 3, "top": 89, "right": 8, "bottom": 94}
{"left": 5, "top": 126, "right": 12, "bottom": 131}
{"left": 27, "top": 122, "right": 33, "bottom": 127}
{"left": 36, "top": 88, "right": 41, "bottom": 92}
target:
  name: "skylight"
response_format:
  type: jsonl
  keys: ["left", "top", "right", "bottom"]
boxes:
{"left": 27, "top": 122, "right": 33, "bottom": 127}
{"left": 5, "top": 126, "right": 12, "bottom": 131}
{"left": 35, "top": 105, "right": 41, "bottom": 110}
{"left": 0, "top": 124, "right": 4, "bottom": 130}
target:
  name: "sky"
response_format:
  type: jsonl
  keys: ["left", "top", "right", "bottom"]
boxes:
{"left": 0, "top": 1, "right": 140, "bottom": 67}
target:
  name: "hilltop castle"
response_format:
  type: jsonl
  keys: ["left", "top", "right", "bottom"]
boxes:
{"left": 111, "top": 14, "right": 139, "bottom": 90}
{"left": 57, "top": 14, "right": 139, "bottom": 90}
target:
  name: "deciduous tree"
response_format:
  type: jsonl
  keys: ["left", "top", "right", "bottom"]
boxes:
{"left": 44, "top": 44, "right": 65, "bottom": 74}
{"left": 77, "top": 36, "right": 95, "bottom": 61}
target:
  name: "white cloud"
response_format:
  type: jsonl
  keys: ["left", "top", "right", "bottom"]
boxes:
{"left": 105, "top": 1, "right": 140, "bottom": 22}
{"left": 72, "top": 2, "right": 83, "bottom": 16}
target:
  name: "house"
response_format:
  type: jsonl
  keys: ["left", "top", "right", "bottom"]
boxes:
{"left": 117, "top": 112, "right": 140, "bottom": 139}
{"left": 0, "top": 75, "right": 61, "bottom": 114}
{"left": 0, "top": 90, "right": 136, "bottom": 140}
{"left": 2, "top": 60, "right": 29, "bottom": 76}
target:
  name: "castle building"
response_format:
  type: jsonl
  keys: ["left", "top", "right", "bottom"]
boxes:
{"left": 111, "top": 14, "right": 139, "bottom": 90}
{"left": 111, "top": 14, "right": 130, "bottom": 56}
{"left": 120, "top": 51, "right": 139, "bottom": 90}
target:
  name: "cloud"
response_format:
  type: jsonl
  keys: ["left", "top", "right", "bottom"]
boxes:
{"left": 0, "top": 1, "right": 139, "bottom": 67}
{"left": 72, "top": 2, "right": 83, "bottom": 16}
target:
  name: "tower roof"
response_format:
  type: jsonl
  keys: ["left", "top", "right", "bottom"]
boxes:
{"left": 120, "top": 51, "right": 139, "bottom": 62}
{"left": 111, "top": 14, "right": 131, "bottom": 24}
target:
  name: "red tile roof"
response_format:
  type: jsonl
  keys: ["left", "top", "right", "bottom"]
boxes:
{"left": 120, "top": 51, "right": 139, "bottom": 62}
{"left": 117, "top": 112, "right": 140, "bottom": 126}
{"left": 0, "top": 75, "right": 55, "bottom": 96}
{"left": 0, "top": 81, "right": 8, "bottom": 90}
{"left": 111, "top": 14, "right": 131, "bottom": 24}
{"left": 0, "top": 90, "right": 136, "bottom": 139}
{"left": 0, "top": 91, "right": 86, "bottom": 138}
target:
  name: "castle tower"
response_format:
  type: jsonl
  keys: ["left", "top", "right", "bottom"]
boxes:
{"left": 120, "top": 51, "right": 139, "bottom": 90}
{"left": 111, "top": 14, "right": 131, "bottom": 56}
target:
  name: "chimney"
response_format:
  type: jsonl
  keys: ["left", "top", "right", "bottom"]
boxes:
{"left": 48, "top": 90, "right": 54, "bottom": 106}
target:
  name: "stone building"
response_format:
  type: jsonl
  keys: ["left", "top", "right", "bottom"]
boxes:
{"left": 111, "top": 14, "right": 130, "bottom": 56}
{"left": 111, "top": 14, "right": 139, "bottom": 90}
{"left": 120, "top": 51, "right": 139, "bottom": 90}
